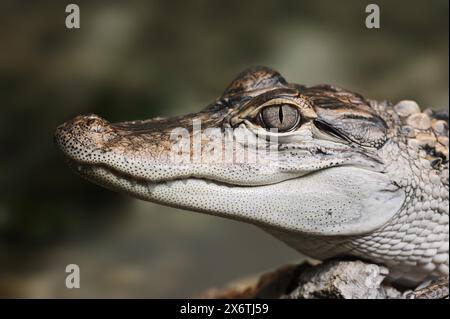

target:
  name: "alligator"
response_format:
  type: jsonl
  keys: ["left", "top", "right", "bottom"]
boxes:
{"left": 54, "top": 66, "right": 449, "bottom": 296}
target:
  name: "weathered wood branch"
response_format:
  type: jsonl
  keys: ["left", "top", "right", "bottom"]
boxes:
{"left": 199, "top": 260, "right": 449, "bottom": 299}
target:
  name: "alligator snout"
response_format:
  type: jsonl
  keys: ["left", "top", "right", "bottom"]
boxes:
{"left": 54, "top": 114, "right": 117, "bottom": 164}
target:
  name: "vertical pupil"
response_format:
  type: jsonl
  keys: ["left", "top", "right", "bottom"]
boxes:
{"left": 279, "top": 106, "right": 284, "bottom": 123}
{"left": 260, "top": 104, "right": 300, "bottom": 132}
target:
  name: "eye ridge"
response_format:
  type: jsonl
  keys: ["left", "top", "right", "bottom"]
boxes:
{"left": 258, "top": 104, "right": 301, "bottom": 132}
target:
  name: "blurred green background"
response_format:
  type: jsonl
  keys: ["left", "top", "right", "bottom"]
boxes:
{"left": 0, "top": 0, "right": 448, "bottom": 298}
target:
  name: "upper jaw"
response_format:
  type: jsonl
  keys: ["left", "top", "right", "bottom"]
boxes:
{"left": 55, "top": 112, "right": 385, "bottom": 191}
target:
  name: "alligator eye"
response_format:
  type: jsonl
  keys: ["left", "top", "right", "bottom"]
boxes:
{"left": 259, "top": 104, "right": 301, "bottom": 132}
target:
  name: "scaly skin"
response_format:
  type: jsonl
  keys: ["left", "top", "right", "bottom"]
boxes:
{"left": 54, "top": 66, "right": 449, "bottom": 287}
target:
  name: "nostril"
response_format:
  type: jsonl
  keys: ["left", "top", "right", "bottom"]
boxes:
{"left": 81, "top": 114, "right": 108, "bottom": 133}
{"left": 91, "top": 126, "right": 105, "bottom": 133}
{"left": 86, "top": 120, "right": 105, "bottom": 133}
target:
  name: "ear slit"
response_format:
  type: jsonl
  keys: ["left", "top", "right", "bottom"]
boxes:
{"left": 314, "top": 119, "right": 351, "bottom": 142}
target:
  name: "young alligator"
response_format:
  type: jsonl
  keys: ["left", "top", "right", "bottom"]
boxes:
{"left": 55, "top": 66, "right": 449, "bottom": 290}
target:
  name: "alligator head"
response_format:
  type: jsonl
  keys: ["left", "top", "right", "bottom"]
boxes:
{"left": 55, "top": 66, "right": 450, "bottom": 285}
{"left": 55, "top": 66, "right": 405, "bottom": 240}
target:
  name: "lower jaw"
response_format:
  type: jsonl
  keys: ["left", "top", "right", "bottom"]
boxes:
{"left": 65, "top": 161, "right": 403, "bottom": 239}
{"left": 69, "top": 162, "right": 273, "bottom": 196}
{"left": 66, "top": 158, "right": 307, "bottom": 192}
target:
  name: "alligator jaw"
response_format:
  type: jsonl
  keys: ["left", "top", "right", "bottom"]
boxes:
{"left": 55, "top": 66, "right": 449, "bottom": 285}
{"left": 54, "top": 88, "right": 403, "bottom": 237}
